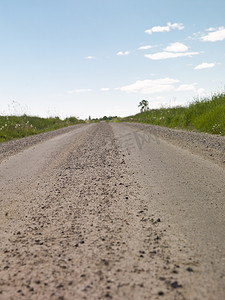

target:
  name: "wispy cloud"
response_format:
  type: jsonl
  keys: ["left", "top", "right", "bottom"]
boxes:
{"left": 100, "top": 88, "right": 110, "bottom": 91}
{"left": 169, "top": 23, "right": 184, "bottom": 30}
{"left": 145, "top": 51, "right": 199, "bottom": 60}
{"left": 138, "top": 45, "right": 152, "bottom": 50}
{"left": 68, "top": 89, "right": 93, "bottom": 94}
{"left": 176, "top": 83, "right": 197, "bottom": 91}
{"left": 201, "top": 27, "right": 225, "bottom": 42}
{"left": 164, "top": 42, "right": 189, "bottom": 52}
{"left": 85, "top": 56, "right": 96, "bottom": 59}
{"left": 118, "top": 78, "right": 198, "bottom": 95}
{"left": 145, "top": 22, "right": 184, "bottom": 35}
{"left": 117, "top": 51, "right": 130, "bottom": 56}
{"left": 119, "top": 78, "right": 179, "bottom": 94}
{"left": 206, "top": 27, "right": 216, "bottom": 32}
{"left": 194, "top": 62, "right": 215, "bottom": 70}
{"left": 145, "top": 25, "right": 169, "bottom": 35}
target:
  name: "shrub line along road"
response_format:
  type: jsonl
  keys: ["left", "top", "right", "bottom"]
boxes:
{"left": 0, "top": 122, "right": 225, "bottom": 299}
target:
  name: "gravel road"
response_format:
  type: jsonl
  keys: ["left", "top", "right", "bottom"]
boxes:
{"left": 0, "top": 122, "right": 225, "bottom": 299}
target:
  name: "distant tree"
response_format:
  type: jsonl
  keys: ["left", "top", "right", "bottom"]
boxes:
{"left": 138, "top": 100, "right": 149, "bottom": 112}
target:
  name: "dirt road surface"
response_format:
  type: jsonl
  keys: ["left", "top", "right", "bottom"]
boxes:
{"left": 0, "top": 122, "right": 225, "bottom": 299}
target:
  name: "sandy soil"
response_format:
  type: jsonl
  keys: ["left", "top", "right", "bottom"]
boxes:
{"left": 0, "top": 122, "right": 225, "bottom": 299}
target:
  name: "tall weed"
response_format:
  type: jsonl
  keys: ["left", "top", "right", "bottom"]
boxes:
{"left": 121, "top": 92, "right": 225, "bottom": 135}
{"left": 0, "top": 115, "right": 84, "bottom": 143}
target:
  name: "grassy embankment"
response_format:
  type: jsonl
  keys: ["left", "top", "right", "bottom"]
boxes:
{"left": 121, "top": 92, "right": 225, "bottom": 136}
{"left": 0, "top": 115, "right": 84, "bottom": 143}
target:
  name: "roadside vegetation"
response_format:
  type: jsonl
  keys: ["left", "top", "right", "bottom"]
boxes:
{"left": 0, "top": 115, "right": 84, "bottom": 143}
{"left": 87, "top": 115, "right": 118, "bottom": 123}
{"left": 121, "top": 92, "right": 225, "bottom": 136}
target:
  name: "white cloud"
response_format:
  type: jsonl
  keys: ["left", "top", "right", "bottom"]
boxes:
{"left": 100, "top": 88, "right": 110, "bottom": 91}
{"left": 144, "top": 42, "right": 199, "bottom": 60}
{"left": 68, "top": 89, "right": 93, "bottom": 94}
{"left": 138, "top": 45, "right": 152, "bottom": 50}
{"left": 145, "top": 51, "right": 199, "bottom": 60}
{"left": 194, "top": 62, "right": 215, "bottom": 70}
{"left": 119, "top": 78, "right": 179, "bottom": 94}
{"left": 176, "top": 83, "right": 197, "bottom": 91}
{"left": 164, "top": 42, "right": 189, "bottom": 52}
{"left": 145, "top": 22, "right": 184, "bottom": 34}
{"left": 207, "top": 27, "right": 216, "bottom": 32}
{"left": 168, "top": 22, "right": 184, "bottom": 30}
{"left": 201, "top": 27, "right": 225, "bottom": 42}
{"left": 145, "top": 25, "right": 170, "bottom": 34}
{"left": 85, "top": 56, "right": 96, "bottom": 59}
{"left": 117, "top": 51, "right": 130, "bottom": 56}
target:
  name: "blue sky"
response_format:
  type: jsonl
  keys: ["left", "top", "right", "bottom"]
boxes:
{"left": 0, "top": 0, "right": 225, "bottom": 119}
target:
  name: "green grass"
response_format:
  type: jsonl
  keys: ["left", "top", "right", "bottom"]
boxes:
{"left": 0, "top": 115, "right": 85, "bottom": 143}
{"left": 121, "top": 92, "right": 225, "bottom": 135}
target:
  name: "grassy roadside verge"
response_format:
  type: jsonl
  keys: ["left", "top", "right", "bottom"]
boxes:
{"left": 0, "top": 115, "right": 85, "bottom": 143}
{"left": 120, "top": 92, "right": 225, "bottom": 136}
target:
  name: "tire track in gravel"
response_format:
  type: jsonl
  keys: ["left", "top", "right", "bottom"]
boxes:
{"left": 0, "top": 122, "right": 224, "bottom": 299}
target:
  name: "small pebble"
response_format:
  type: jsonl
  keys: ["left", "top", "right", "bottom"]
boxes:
{"left": 171, "top": 281, "right": 182, "bottom": 289}
{"left": 186, "top": 267, "right": 194, "bottom": 272}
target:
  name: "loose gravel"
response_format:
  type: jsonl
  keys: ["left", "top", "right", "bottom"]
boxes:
{"left": 123, "top": 122, "right": 225, "bottom": 168}
{"left": 0, "top": 123, "right": 195, "bottom": 300}
{"left": 0, "top": 124, "right": 86, "bottom": 163}
{"left": 1, "top": 122, "right": 224, "bottom": 299}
